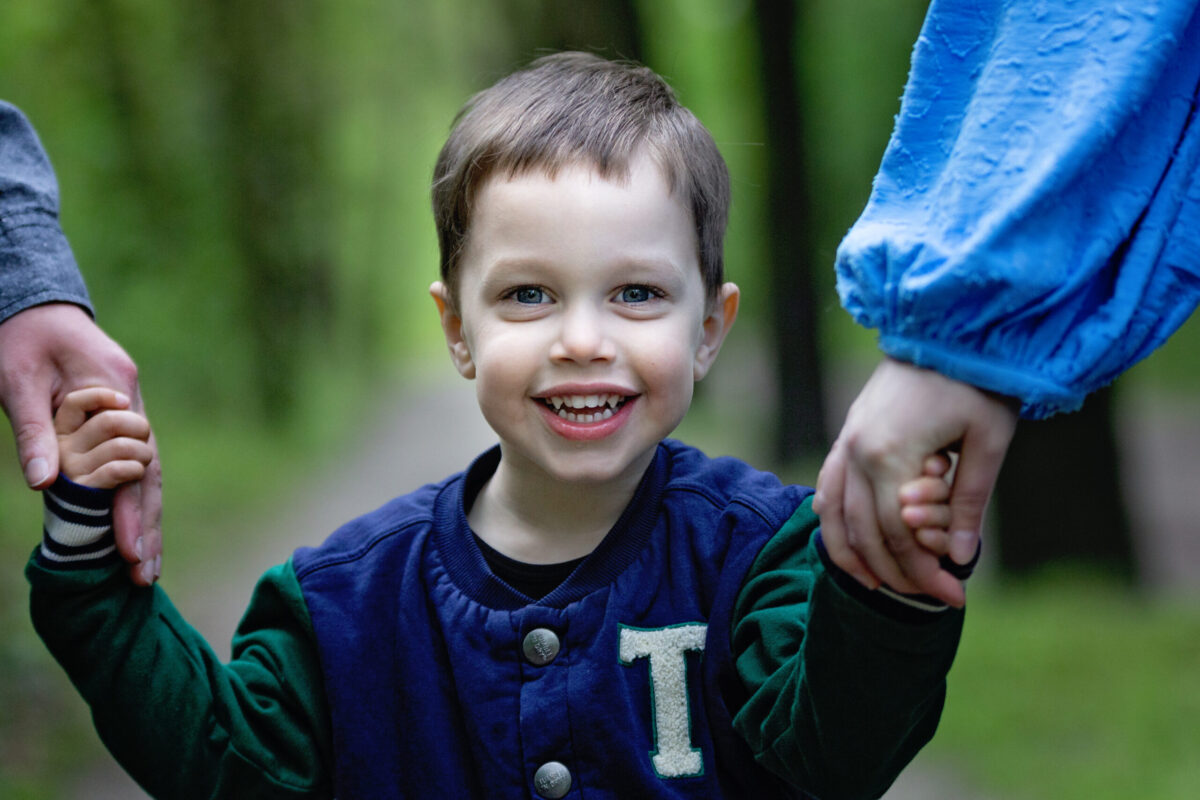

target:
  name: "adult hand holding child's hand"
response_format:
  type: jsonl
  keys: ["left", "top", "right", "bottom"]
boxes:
{"left": 814, "top": 357, "right": 1018, "bottom": 607}
{"left": 0, "top": 304, "right": 162, "bottom": 583}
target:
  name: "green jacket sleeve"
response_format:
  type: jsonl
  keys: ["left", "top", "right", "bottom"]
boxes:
{"left": 731, "top": 496, "right": 964, "bottom": 799}
{"left": 27, "top": 552, "right": 333, "bottom": 799}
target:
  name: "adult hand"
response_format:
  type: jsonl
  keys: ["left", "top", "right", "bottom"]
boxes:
{"left": 814, "top": 357, "right": 1018, "bottom": 607}
{"left": 0, "top": 303, "right": 162, "bottom": 584}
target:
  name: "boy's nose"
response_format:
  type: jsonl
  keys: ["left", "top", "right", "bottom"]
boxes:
{"left": 550, "top": 305, "right": 616, "bottom": 363}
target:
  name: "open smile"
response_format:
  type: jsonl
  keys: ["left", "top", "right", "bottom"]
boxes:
{"left": 541, "top": 393, "right": 629, "bottom": 423}
{"left": 533, "top": 390, "right": 639, "bottom": 441}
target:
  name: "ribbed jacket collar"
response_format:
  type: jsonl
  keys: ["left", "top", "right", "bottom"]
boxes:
{"left": 433, "top": 443, "right": 670, "bottom": 610}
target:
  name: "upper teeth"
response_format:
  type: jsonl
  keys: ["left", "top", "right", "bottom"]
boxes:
{"left": 547, "top": 394, "right": 624, "bottom": 410}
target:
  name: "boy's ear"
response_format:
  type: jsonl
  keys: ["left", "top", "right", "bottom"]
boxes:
{"left": 694, "top": 282, "right": 740, "bottom": 381}
{"left": 430, "top": 282, "right": 476, "bottom": 379}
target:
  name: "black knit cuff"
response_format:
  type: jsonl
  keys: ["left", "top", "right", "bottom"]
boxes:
{"left": 815, "top": 531, "right": 976, "bottom": 623}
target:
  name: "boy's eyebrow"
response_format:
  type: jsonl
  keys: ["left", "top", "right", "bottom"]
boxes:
{"left": 474, "top": 257, "right": 556, "bottom": 288}
{"left": 613, "top": 257, "right": 694, "bottom": 279}
{"left": 482, "top": 255, "right": 693, "bottom": 276}
{"left": 483, "top": 256, "right": 553, "bottom": 273}
{"left": 470, "top": 259, "right": 552, "bottom": 298}
{"left": 473, "top": 256, "right": 695, "bottom": 298}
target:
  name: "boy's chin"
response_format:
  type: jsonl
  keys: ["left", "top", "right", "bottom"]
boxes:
{"left": 520, "top": 443, "right": 661, "bottom": 488}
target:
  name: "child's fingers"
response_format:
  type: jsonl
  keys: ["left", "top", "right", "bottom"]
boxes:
{"left": 922, "top": 452, "right": 953, "bottom": 478}
{"left": 89, "top": 437, "right": 155, "bottom": 468}
{"left": 59, "top": 408, "right": 152, "bottom": 489}
{"left": 62, "top": 437, "right": 154, "bottom": 489}
{"left": 54, "top": 387, "right": 132, "bottom": 434}
{"left": 899, "top": 475, "right": 951, "bottom": 505}
{"left": 68, "top": 410, "right": 151, "bottom": 452}
{"left": 77, "top": 460, "right": 149, "bottom": 490}
{"left": 901, "top": 501, "right": 952, "bottom": 531}
{"left": 61, "top": 429, "right": 152, "bottom": 468}
{"left": 61, "top": 436, "right": 154, "bottom": 478}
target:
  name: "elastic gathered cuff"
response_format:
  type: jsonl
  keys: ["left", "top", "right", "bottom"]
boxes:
{"left": 878, "top": 334, "right": 1084, "bottom": 420}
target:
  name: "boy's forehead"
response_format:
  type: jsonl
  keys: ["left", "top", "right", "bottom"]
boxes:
{"left": 478, "top": 153, "right": 653, "bottom": 195}
{"left": 473, "top": 155, "right": 687, "bottom": 223}
{"left": 472, "top": 159, "right": 693, "bottom": 243}
{"left": 458, "top": 158, "right": 703, "bottom": 291}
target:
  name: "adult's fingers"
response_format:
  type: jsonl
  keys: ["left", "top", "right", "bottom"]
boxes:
{"left": 920, "top": 560, "right": 967, "bottom": 607}
{"left": 114, "top": 481, "right": 149, "bottom": 583}
{"left": 108, "top": 388, "right": 159, "bottom": 584}
{"left": 0, "top": 303, "right": 161, "bottom": 583}
{"left": 880, "top": 513, "right": 966, "bottom": 605}
{"left": 1, "top": 304, "right": 139, "bottom": 489}
{"left": 849, "top": 433, "right": 965, "bottom": 603}
{"left": 141, "top": 436, "right": 163, "bottom": 577}
{"left": 915, "top": 527, "right": 953, "bottom": 555}
{"left": 3, "top": 369, "right": 59, "bottom": 489}
{"left": 841, "top": 458, "right": 912, "bottom": 591}
{"left": 840, "top": 416, "right": 936, "bottom": 596}
{"left": 815, "top": 443, "right": 880, "bottom": 590}
{"left": 116, "top": 428, "right": 162, "bottom": 585}
{"left": 946, "top": 413, "right": 1017, "bottom": 564}
{"left": 823, "top": 439, "right": 965, "bottom": 605}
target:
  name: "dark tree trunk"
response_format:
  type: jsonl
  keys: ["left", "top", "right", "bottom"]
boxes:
{"left": 500, "top": 0, "right": 643, "bottom": 63}
{"left": 993, "top": 386, "right": 1137, "bottom": 581}
{"left": 207, "top": 0, "right": 336, "bottom": 421}
{"left": 752, "top": 0, "right": 829, "bottom": 462}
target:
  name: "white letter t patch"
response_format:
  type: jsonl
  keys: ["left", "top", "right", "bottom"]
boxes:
{"left": 619, "top": 623, "right": 708, "bottom": 778}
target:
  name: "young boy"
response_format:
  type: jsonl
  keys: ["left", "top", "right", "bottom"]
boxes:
{"left": 30, "top": 53, "right": 965, "bottom": 799}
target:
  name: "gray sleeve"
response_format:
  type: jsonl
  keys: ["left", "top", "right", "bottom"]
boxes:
{"left": 0, "top": 100, "right": 91, "bottom": 322}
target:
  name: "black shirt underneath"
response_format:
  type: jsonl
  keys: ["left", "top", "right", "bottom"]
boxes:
{"left": 473, "top": 534, "right": 586, "bottom": 600}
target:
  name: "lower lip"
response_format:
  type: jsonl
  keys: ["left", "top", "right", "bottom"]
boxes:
{"left": 536, "top": 397, "right": 638, "bottom": 441}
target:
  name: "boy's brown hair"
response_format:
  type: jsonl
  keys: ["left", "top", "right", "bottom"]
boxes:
{"left": 431, "top": 52, "right": 731, "bottom": 306}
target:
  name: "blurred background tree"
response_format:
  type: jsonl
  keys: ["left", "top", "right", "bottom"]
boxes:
{"left": 752, "top": 0, "right": 828, "bottom": 460}
{"left": 1, "top": 0, "right": 1197, "bottom": 797}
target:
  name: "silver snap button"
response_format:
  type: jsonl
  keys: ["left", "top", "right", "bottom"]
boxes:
{"left": 534, "top": 760, "right": 572, "bottom": 798}
{"left": 522, "top": 628, "right": 561, "bottom": 666}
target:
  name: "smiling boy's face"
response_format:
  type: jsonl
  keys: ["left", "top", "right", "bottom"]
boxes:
{"left": 431, "top": 154, "right": 738, "bottom": 492}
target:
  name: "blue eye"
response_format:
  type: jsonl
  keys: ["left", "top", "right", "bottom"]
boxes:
{"left": 512, "top": 287, "right": 546, "bottom": 304}
{"left": 619, "top": 285, "right": 657, "bottom": 303}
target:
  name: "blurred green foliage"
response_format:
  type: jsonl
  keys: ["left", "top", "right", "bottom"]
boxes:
{"left": 933, "top": 573, "right": 1200, "bottom": 799}
{"left": 0, "top": 0, "right": 1196, "bottom": 797}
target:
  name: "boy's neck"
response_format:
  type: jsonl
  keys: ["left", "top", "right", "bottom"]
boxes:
{"left": 467, "top": 450, "right": 652, "bottom": 565}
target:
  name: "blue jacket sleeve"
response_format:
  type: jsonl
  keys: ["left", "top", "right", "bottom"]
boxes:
{"left": 835, "top": 0, "right": 1200, "bottom": 419}
{"left": 0, "top": 100, "right": 91, "bottom": 322}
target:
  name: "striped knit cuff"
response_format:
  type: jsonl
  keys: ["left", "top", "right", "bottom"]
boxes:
{"left": 40, "top": 475, "right": 119, "bottom": 568}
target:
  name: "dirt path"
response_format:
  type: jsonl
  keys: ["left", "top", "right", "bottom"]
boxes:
{"left": 69, "top": 363, "right": 1197, "bottom": 799}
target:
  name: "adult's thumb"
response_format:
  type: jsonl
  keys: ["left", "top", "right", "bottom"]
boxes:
{"left": 6, "top": 386, "right": 58, "bottom": 489}
{"left": 946, "top": 432, "right": 1010, "bottom": 564}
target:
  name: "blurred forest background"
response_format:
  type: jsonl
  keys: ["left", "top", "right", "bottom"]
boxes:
{"left": 1, "top": 0, "right": 1198, "bottom": 798}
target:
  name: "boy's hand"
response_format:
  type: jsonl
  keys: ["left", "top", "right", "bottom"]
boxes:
{"left": 56, "top": 387, "right": 153, "bottom": 490}
{"left": 898, "top": 454, "right": 955, "bottom": 557}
